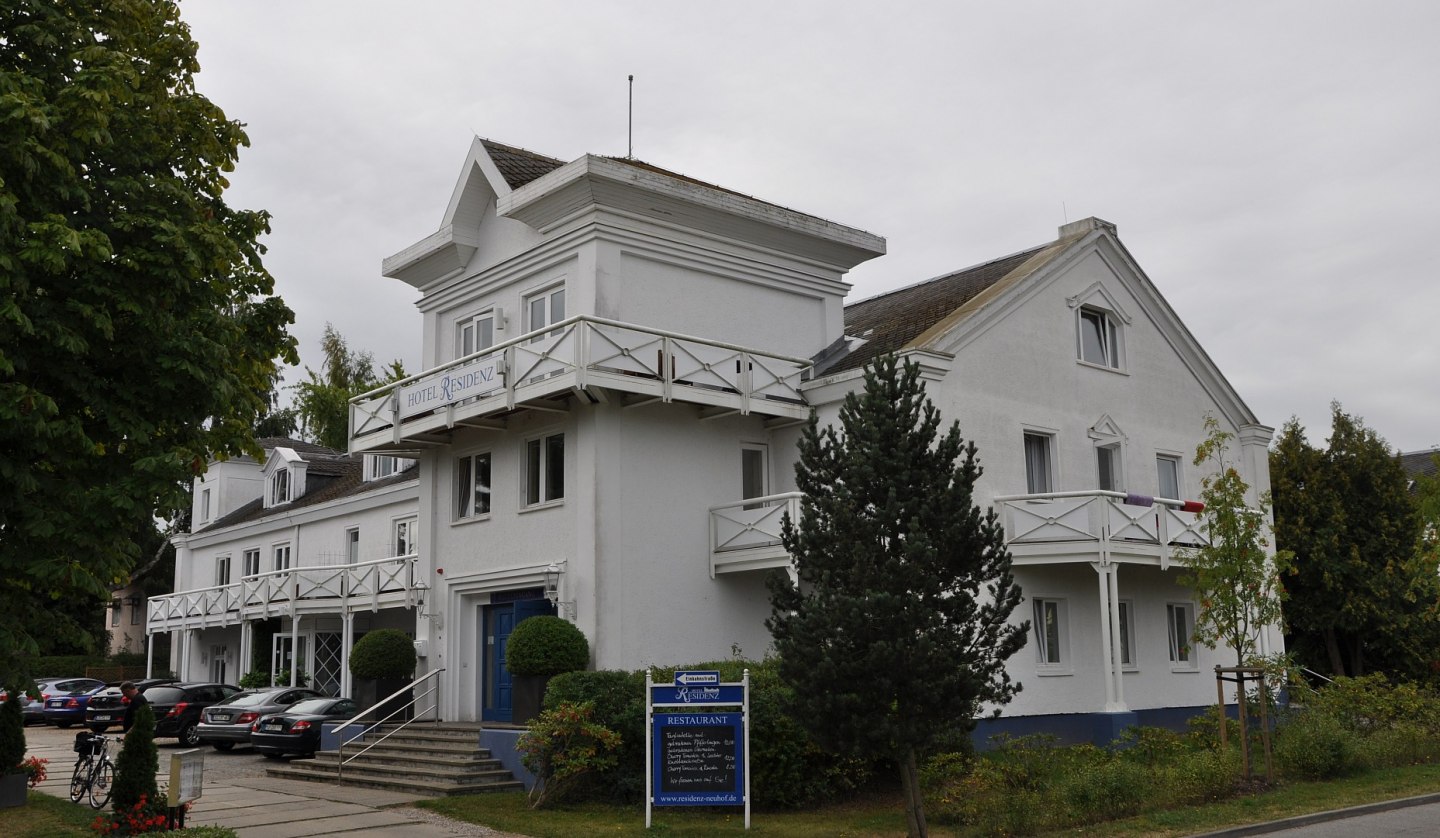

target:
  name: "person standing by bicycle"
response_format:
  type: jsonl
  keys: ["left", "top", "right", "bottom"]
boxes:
{"left": 120, "top": 681, "right": 148, "bottom": 734}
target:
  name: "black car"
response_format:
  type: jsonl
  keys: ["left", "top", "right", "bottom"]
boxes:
{"left": 88, "top": 681, "right": 239, "bottom": 746}
{"left": 83, "top": 678, "right": 177, "bottom": 733}
{"left": 197, "top": 686, "right": 322, "bottom": 751}
{"left": 250, "top": 697, "right": 361, "bottom": 758}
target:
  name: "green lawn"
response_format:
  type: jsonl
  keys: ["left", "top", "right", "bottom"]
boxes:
{"left": 416, "top": 763, "right": 1440, "bottom": 837}
{"left": 2, "top": 792, "right": 107, "bottom": 838}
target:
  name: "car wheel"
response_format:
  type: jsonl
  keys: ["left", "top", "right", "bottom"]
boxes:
{"left": 89, "top": 724, "right": 109, "bottom": 734}
{"left": 211, "top": 741, "right": 234, "bottom": 752}
{"left": 56, "top": 721, "right": 72, "bottom": 729}
{"left": 179, "top": 721, "right": 201, "bottom": 747}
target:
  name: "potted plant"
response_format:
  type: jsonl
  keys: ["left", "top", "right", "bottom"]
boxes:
{"left": 505, "top": 616, "right": 588, "bottom": 724}
{"left": 0, "top": 691, "right": 27, "bottom": 808}
{"left": 349, "top": 629, "right": 417, "bottom": 721}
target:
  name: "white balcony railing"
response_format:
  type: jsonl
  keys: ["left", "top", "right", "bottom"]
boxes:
{"left": 148, "top": 554, "right": 421, "bottom": 633}
{"left": 707, "top": 489, "right": 1210, "bottom": 574}
{"left": 350, "top": 316, "right": 813, "bottom": 453}
{"left": 994, "top": 490, "right": 1208, "bottom": 568}
{"left": 709, "top": 492, "right": 802, "bottom": 576}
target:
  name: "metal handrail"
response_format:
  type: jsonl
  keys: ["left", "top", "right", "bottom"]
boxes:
{"left": 334, "top": 667, "right": 445, "bottom": 780}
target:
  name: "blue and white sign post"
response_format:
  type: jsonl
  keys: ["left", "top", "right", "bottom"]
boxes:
{"left": 645, "top": 669, "right": 750, "bottom": 829}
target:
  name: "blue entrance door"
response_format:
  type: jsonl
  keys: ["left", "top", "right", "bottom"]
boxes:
{"left": 482, "top": 597, "right": 554, "bottom": 721}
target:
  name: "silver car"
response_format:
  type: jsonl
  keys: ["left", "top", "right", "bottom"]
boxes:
{"left": 197, "top": 686, "right": 322, "bottom": 751}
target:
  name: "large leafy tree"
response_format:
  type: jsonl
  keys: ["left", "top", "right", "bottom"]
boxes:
{"left": 767, "top": 355, "right": 1027, "bottom": 838}
{"left": 0, "top": 1, "right": 296, "bottom": 685}
{"left": 1179, "top": 417, "right": 1292, "bottom": 667}
{"left": 292, "top": 323, "right": 405, "bottom": 451}
{"left": 1272, "top": 406, "right": 1426, "bottom": 678}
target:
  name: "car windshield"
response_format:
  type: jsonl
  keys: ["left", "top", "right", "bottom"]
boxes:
{"left": 287, "top": 699, "right": 335, "bottom": 715}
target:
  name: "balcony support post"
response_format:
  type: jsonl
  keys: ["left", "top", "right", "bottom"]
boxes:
{"left": 145, "top": 632, "right": 155, "bottom": 680}
{"left": 1093, "top": 562, "right": 1128, "bottom": 712}
{"left": 240, "top": 620, "right": 253, "bottom": 685}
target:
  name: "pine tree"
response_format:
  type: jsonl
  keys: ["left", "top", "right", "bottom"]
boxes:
{"left": 767, "top": 355, "right": 1027, "bottom": 838}
{"left": 0, "top": 693, "right": 24, "bottom": 773}
{"left": 111, "top": 703, "right": 159, "bottom": 815}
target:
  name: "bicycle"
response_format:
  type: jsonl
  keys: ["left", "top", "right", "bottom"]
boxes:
{"left": 69, "top": 731, "right": 114, "bottom": 809}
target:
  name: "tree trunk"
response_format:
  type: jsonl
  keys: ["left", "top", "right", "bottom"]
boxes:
{"left": 1323, "top": 628, "right": 1345, "bottom": 675}
{"left": 898, "top": 747, "right": 928, "bottom": 838}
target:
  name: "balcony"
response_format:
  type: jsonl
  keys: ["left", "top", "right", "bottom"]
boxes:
{"left": 995, "top": 490, "right": 1208, "bottom": 569}
{"left": 350, "top": 316, "right": 813, "bottom": 453}
{"left": 147, "top": 555, "right": 422, "bottom": 634}
{"left": 707, "top": 489, "right": 1208, "bottom": 576}
{"left": 709, "top": 492, "right": 802, "bottom": 577}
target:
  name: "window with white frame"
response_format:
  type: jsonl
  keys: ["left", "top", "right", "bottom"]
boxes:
{"left": 215, "top": 555, "right": 231, "bottom": 587}
{"left": 365, "top": 455, "right": 401, "bottom": 482}
{"left": 345, "top": 528, "right": 360, "bottom": 564}
{"left": 741, "top": 444, "right": 768, "bottom": 509}
{"left": 130, "top": 597, "right": 142, "bottom": 625}
{"left": 242, "top": 548, "right": 261, "bottom": 577}
{"left": 273, "top": 543, "right": 292, "bottom": 572}
{"left": 1077, "top": 306, "right": 1123, "bottom": 369}
{"left": 1024, "top": 432, "right": 1054, "bottom": 494}
{"left": 200, "top": 488, "right": 211, "bottom": 523}
{"left": 1096, "top": 442, "right": 1122, "bottom": 492}
{"left": 1167, "top": 602, "right": 1197, "bottom": 666}
{"left": 1117, "top": 600, "right": 1137, "bottom": 668}
{"left": 458, "top": 310, "right": 497, "bottom": 358}
{"left": 1156, "top": 454, "right": 1181, "bottom": 500}
{"left": 111, "top": 602, "right": 120, "bottom": 627}
{"left": 525, "top": 433, "right": 565, "bottom": 506}
{"left": 525, "top": 286, "right": 565, "bottom": 341}
{"left": 269, "top": 469, "right": 291, "bottom": 506}
{"left": 393, "top": 517, "right": 417, "bottom": 556}
{"left": 456, "top": 452, "right": 493, "bottom": 519}
{"left": 1032, "top": 598, "right": 1068, "bottom": 668}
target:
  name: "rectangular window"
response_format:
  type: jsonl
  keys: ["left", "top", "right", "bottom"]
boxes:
{"left": 271, "top": 469, "right": 290, "bottom": 505}
{"left": 1078, "top": 307, "right": 1121, "bottom": 368}
{"left": 394, "top": 518, "right": 417, "bottom": 556}
{"left": 1097, "top": 443, "right": 1122, "bottom": 492}
{"left": 525, "top": 433, "right": 565, "bottom": 506}
{"left": 741, "top": 444, "right": 768, "bottom": 509}
{"left": 1168, "top": 603, "right": 1196, "bottom": 665}
{"left": 215, "top": 556, "right": 231, "bottom": 587}
{"left": 459, "top": 311, "right": 497, "bottom": 357}
{"left": 456, "top": 452, "right": 493, "bottom": 519}
{"left": 1024, "top": 432, "right": 1054, "bottom": 494}
{"left": 200, "top": 488, "right": 212, "bottom": 523}
{"left": 111, "top": 602, "right": 120, "bottom": 627}
{"left": 273, "top": 544, "right": 291, "bottom": 572}
{"left": 366, "top": 455, "right": 400, "bottom": 481}
{"left": 526, "top": 286, "right": 566, "bottom": 341}
{"left": 1033, "top": 598, "right": 1065, "bottom": 666}
{"left": 346, "top": 528, "right": 360, "bottom": 564}
{"left": 131, "top": 598, "right": 143, "bottom": 625}
{"left": 1157, "top": 455, "right": 1181, "bottom": 500}
{"left": 242, "top": 549, "right": 261, "bottom": 577}
{"left": 1117, "top": 600, "right": 1136, "bottom": 667}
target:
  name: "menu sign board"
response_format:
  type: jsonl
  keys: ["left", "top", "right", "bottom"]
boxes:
{"left": 654, "top": 713, "right": 742, "bottom": 804}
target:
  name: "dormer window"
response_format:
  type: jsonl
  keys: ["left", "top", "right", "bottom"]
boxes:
{"left": 270, "top": 469, "right": 290, "bottom": 505}
{"left": 365, "top": 455, "right": 402, "bottom": 482}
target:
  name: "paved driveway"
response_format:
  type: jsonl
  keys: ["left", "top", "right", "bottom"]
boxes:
{"left": 22, "top": 722, "right": 525, "bottom": 836}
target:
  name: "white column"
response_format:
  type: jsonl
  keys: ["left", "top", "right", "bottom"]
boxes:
{"left": 145, "top": 633, "right": 155, "bottom": 679}
{"left": 341, "top": 610, "right": 354, "bottom": 699}
{"left": 1108, "top": 564, "right": 1126, "bottom": 710}
{"left": 289, "top": 616, "right": 300, "bottom": 687}
{"left": 1093, "top": 562, "right": 1117, "bottom": 711}
{"left": 239, "top": 621, "right": 252, "bottom": 683}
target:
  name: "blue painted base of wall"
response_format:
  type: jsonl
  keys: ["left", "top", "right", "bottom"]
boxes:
{"left": 972, "top": 705, "right": 1218, "bottom": 749}
{"left": 481, "top": 728, "right": 538, "bottom": 791}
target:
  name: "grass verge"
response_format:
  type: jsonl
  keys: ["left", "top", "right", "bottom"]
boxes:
{"left": 3, "top": 792, "right": 106, "bottom": 837}
{"left": 417, "top": 763, "right": 1440, "bottom": 837}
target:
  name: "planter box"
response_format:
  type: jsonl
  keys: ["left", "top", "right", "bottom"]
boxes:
{"left": 0, "top": 772, "right": 26, "bottom": 809}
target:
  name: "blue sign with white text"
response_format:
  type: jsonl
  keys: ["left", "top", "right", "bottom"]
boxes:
{"left": 650, "top": 685, "right": 745, "bottom": 706}
{"left": 653, "top": 713, "right": 744, "bottom": 806}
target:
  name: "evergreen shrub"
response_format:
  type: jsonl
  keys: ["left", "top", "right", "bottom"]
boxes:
{"left": 0, "top": 693, "right": 24, "bottom": 774}
{"left": 348, "top": 630, "right": 415, "bottom": 680}
{"left": 505, "top": 616, "right": 588, "bottom": 677}
{"left": 110, "top": 703, "right": 160, "bottom": 815}
{"left": 1274, "top": 712, "right": 1357, "bottom": 780}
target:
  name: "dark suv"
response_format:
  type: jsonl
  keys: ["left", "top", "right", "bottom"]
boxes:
{"left": 88, "top": 681, "right": 239, "bottom": 746}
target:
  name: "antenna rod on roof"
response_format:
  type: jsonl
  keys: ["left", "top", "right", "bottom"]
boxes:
{"left": 627, "top": 74, "right": 634, "bottom": 159}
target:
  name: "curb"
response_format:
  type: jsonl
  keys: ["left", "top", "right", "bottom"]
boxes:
{"left": 1189, "top": 791, "right": 1440, "bottom": 836}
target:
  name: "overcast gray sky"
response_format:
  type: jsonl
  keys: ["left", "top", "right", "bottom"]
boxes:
{"left": 180, "top": 0, "right": 1438, "bottom": 453}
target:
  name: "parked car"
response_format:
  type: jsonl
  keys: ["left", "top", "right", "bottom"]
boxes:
{"left": 250, "top": 697, "right": 362, "bottom": 759}
{"left": 197, "top": 687, "right": 322, "bottom": 751}
{"left": 40, "top": 679, "right": 109, "bottom": 728}
{"left": 0, "top": 677, "right": 83, "bottom": 725}
{"left": 83, "top": 678, "right": 178, "bottom": 733}
{"left": 86, "top": 679, "right": 237, "bottom": 746}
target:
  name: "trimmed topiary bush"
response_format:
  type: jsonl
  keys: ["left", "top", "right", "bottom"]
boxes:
{"left": 0, "top": 693, "right": 24, "bottom": 775}
{"left": 348, "top": 629, "right": 416, "bottom": 680}
{"left": 506, "top": 616, "right": 589, "bottom": 677}
{"left": 111, "top": 702, "right": 159, "bottom": 813}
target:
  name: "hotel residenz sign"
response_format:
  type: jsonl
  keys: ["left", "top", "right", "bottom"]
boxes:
{"left": 398, "top": 357, "right": 503, "bottom": 419}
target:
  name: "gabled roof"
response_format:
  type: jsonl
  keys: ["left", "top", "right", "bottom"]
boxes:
{"left": 1400, "top": 449, "right": 1439, "bottom": 483}
{"left": 830, "top": 245, "right": 1051, "bottom": 374}
{"left": 479, "top": 139, "right": 565, "bottom": 190}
